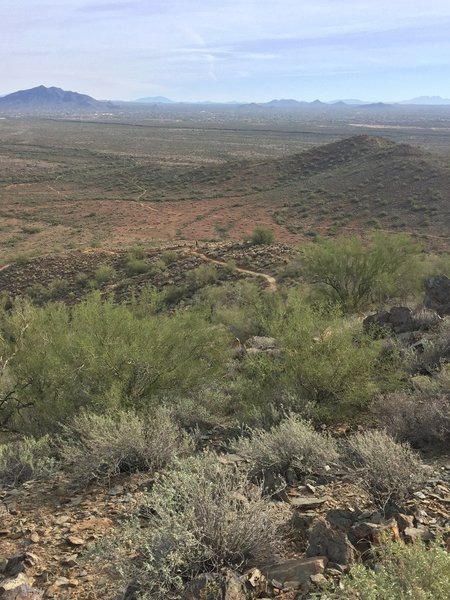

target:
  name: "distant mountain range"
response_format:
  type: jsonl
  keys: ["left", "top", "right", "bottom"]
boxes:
{"left": 0, "top": 85, "right": 116, "bottom": 112}
{"left": 133, "top": 95, "right": 450, "bottom": 107}
{"left": 1, "top": 86, "right": 450, "bottom": 112}
{"left": 135, "top": 96, "right": 174, "bottom": 104}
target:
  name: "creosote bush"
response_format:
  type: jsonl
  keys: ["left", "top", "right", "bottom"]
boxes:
{"left": 347, "top": 430, "right": 428, "bottom": 510}
{"left": 375, "top": 390, "right": 450, "bottom": 448}
{"left": 234, "top": 415, "right": 339, "bottom": 478}
{"left": 326, "top": 537, "right": 450, "bottom": 599}
{"left": 0, "top": 435, "right": 56, "bottom": 486}
{"left": 59, "top": 408, "right": 192, "bottom": 486}
{"left": 250, "top": 225, "right": 275, "bottom": 246}
{"left": 101, "top": 453, "right": 282, "bottom": 600}
{"left": 94, "top": 264, "right": 116, "bottom": 283}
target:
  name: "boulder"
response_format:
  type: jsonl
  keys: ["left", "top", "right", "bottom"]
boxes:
{"left": 363, "top": 307, "right": 414, "bottom": 335}
{"left": 0, "top": 574, "right": 43, "bottom": 599}
{"left": 306, "top": 517, "right": 356, "bottom": 565}
{"left": 244, "top": 336, "right": 280, "bottom": 357}
{"left": 349, "top": 518, "right": 400, "bottom": 548}
{"left": 424, "top": 275, "right": 450, "bottom": 316}
{"left": 260, "top": 556, "right": 327, "bottom": 590}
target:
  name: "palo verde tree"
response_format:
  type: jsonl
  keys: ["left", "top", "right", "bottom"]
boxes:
{"left": 299, "top": 232, "right": 423, "bottom": 312}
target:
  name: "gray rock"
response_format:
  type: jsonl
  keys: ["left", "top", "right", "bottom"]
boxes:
{"left": 245, "top": 336, "right": 277, "bottom": 351}
{"left": 289, "top": 496, "right": 329, "bottom": 509}
{"left": 306, "top": 517, "right": 356, "bottom": 565}
{"left": 0, "top": 574, "right": 43, "bottom": 599}
{"left": 260, "top": 556, "right": 327, "bottom": 589}
{"left": 403, "top": 527, "right": 434, "bottom": 543}
{"left": 363, "top": 307, "right": 414, "bottom": 335}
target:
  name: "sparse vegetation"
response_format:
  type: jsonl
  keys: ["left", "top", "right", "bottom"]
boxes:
{"left": 59, "top": 408, "right": 192, "bottom": 486}
{"left": 330, "top": 537, "right": 450, "bottom": 599}
{"left": 0, "top": 117, "right": 449, "bottom": 600}
{"left": 347, "top": 430, "right": 428, "bottom": 510}
{"left": 0, "top": 435, "right": 56, "bottom": 485}
{"left": 234, "top": 415, "right": 339, "bottom": 479}
{"left": 94, "top": 264, "right": 116, "bottom": 283}
{"left": 101, "top": 453, "right": 281, "bottom": 600}
{"left": 251, "top": 225, "right": 275, "bottom": 245}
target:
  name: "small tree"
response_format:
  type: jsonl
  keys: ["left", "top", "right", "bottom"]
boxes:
{"left": 251, "top": 226, "right": 275, "bottom": 246}
{"left": 300, "top": 233, "right": 422, "bottom": 312}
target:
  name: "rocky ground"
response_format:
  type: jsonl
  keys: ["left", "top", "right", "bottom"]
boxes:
{"left": 0, "top": 448, "right": 449, "bottom": 600}
{"left": 0, "top": 243, "right": 295, "bottom": 307}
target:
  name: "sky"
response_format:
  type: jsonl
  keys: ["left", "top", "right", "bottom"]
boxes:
{"left": 2, "top": 0, "right": 450, "bottom": 102}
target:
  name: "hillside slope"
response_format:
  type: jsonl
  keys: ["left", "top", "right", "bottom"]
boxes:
{"left": 151, "top": 135, "right": 450, "bottom": 238}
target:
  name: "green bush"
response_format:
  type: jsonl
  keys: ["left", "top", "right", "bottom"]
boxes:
{"left": 300, "top": 233, "right": 423, "bottom": 312}
{"left": 127, "top": 246, "right": 147, "bottom": 261}
{"left": 229, "top": 291, "right": 403, "bottom": 422}
{"left": 0, "top": 435, "right": 56, "bottom": 485}
{"left": 94, "top": 264, "right": 116, "bottom": 283}
{"left": 100, "top": 453, "right": 282, "bottom": 599}
{"left": 160, "top": 250, "right": 178, "bottom": 265}
{"left": 59, "top": 408, "right": 192, "bottom": 486}
{"left": 347, "top": 430, "right": 428, "bottom": 510}
{"left": 251, "top": 225, "right": 275, "bottom": 246}
{"left": 125, "top": 258, "right": 149, "bottom": 275}
{"left": 0, "top": 294, "right": 230, "bottom": 434}
{"left": 327, "top": 537, "right": 450, "bottom": 599}
{"left": 187, "top": 264, "right": 218, "bottom": 288}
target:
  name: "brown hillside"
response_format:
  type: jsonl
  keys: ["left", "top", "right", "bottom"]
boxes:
{"left": 156, "top": 135, "right": 449, "bottom": 240}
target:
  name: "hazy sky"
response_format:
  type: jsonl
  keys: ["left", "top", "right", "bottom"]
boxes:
{"left": 2, "top": 0, "right": 450, "bottom": 102}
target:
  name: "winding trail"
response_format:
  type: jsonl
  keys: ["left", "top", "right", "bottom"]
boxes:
{"left": 188, "top": 249, "right": 277, "bottom": 291}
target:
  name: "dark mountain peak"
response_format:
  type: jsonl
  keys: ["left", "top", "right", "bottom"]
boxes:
{"left": 0, "top": 85, "right": 114, "bottom": 113}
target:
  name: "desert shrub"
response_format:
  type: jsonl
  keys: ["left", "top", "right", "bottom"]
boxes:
{"left": 75, "top": 272, "right": 89, "bottom": 287}
{"left": 197, "top": 286, "right": 404, "bottom": 422}
{"left": 59, "top": 408, "right": 192, "bottom": 486}
{"left": 234, "top": 415, "right": 339, "bottom": 478}
{"left": 251, "top": 225, "right": 275, "bottom": 245}
{"left": 94, "top": 264, "right": 116, "bottom": 283}
{"left": 47, "top": 278, "right": 69, "bottom": 297}
{"left": 102, "top": 453, "right": 281, "bottom": 599}
{"left": 187, "top": 263, "right": 218, "bottom": 288}
{"left": 0, "top": 294, "right": 230, "bottom": 434}
{"left": 375, "top": 389, "right": 450, "bottom": 448}
{"left": 408, "top": 319, "right": 450, "bottom": 374}
{"left": 160, "top": 250, "right": 178, "bottom": 265}
{"left": 127, "top": 246, "right": 147, "bottom": 261}
{"left": 161, "top": 284, "right": 188, "bottom": 306}
{"left": 299, "top": 232, "right": 423, "bottom": 312}
{"left": 347, "top": 430, "right": 428, "bottom": 510}
{"left": 196, "top": 280, "right": 284, "bottom": 340}
{"left": 329, "top": 537, "right": 450, "bottom": 599}
{"left": 125, "top": 258, "right": 149, "bottom": 275}
{"left": 0, "top": 435, "right": 56, "bottom": 485}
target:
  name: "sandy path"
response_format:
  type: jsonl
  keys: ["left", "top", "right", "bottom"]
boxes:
{"left": 188, "top": 249, "right": 277, "bottom": 291}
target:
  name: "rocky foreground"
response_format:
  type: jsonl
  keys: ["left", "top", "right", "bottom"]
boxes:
{"left": 0, "top": 446, "right": 449, "bottom": 599}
